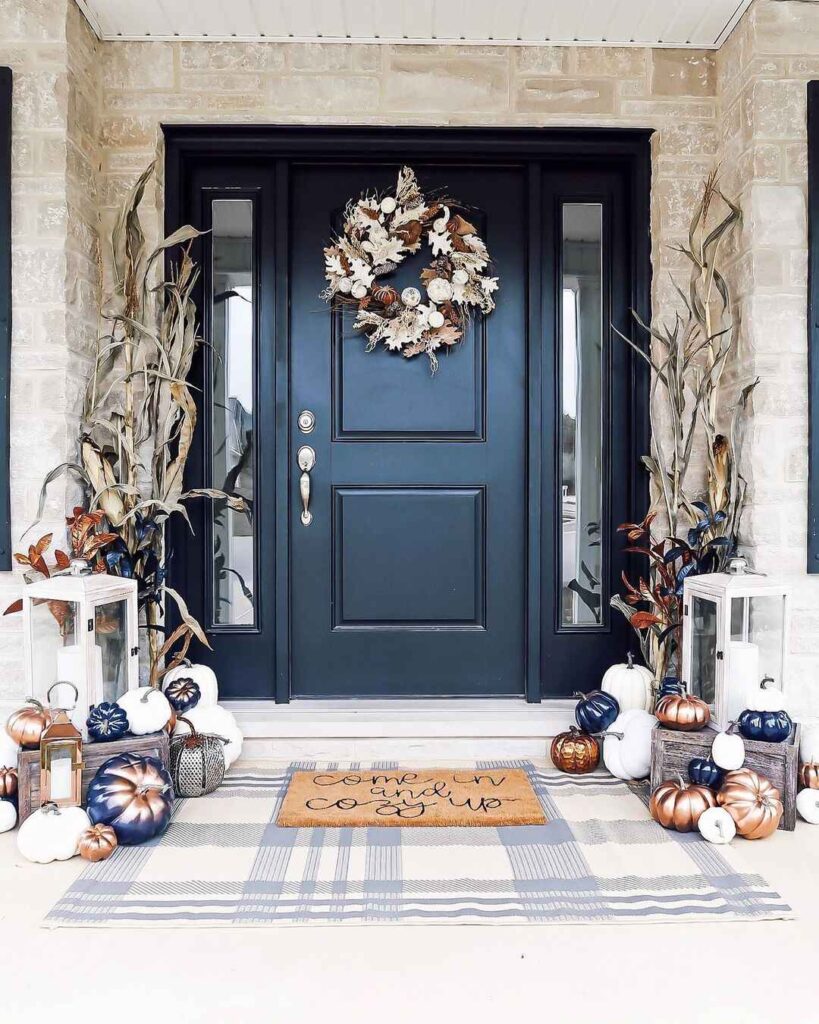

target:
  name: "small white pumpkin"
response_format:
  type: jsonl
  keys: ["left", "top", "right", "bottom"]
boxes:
{"left": 162, "top": 662, "right": 219, "bottom": 709}
{"left": 745, "top": 676, "right": 787, "bottom": 713}
{"left": 0, "top": 730, "right": 19, "bottom": 770}
{"left": 117, "top": 687, "right": 172, "bottom": 735}
{"left": 173, "top": 704, "right": 243, "bottom": 768}
{"left": 602, "top": 709, "right": 657, "bottom": 781}
{"left": 17, "top": 803, "right": 90, "bottom": 863}
{"left": 698, "top": 806, "right": 736, "bottom": 845}
{"left": 712, "top": 725, "right": 745, "bottom": 771}
{"left": 800, "top": 724, "right": 819, "bottom": 764}
{"left": 0, "top": 798, "right": 17, "bottom": 833}
{"left": 797, "top": 788, "right": 819, "bottom": 825}
{"left": 600, "top": 653, "right": 654, "bottom": 713}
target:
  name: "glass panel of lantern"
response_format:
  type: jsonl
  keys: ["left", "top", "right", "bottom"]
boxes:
{"left": 682, "top": 562, "right": 790, "bottom": 730}
{"left": 22, "top": 562, "right": 140, "bottom": 736}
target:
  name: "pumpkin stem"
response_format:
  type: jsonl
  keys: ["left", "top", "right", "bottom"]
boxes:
{"left": 177, "top": 715, "right": 197, "bottom": 739}
{"left": 571, "top": 692, "right": 587, "bottom": 701}
{"left": 597, "top": 731, "right": 624, "bottom": 740}
{"left": 627, "top": 652, "right": 634, "bottom": 669}
{"left": 761, "top": 675, "right": 775, "bottom": 690}
{"left": 26, "top": 698, "right": 45, "bottom": 712}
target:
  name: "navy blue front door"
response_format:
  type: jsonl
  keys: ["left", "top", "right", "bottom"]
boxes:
{"left": 290, "top": 164, "right": 527, "bottom": 697}
{"left": 169, "top": 127, "right": 650, "bottom": 702}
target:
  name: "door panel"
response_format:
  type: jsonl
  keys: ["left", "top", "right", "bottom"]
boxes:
{"left": 290, "top": 163, "right": 527, "bottom": 697}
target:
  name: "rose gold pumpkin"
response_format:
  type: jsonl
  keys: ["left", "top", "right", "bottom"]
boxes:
{"left": 655, "top": 692, "right": 711, "bottom": 731}
{"left": 717, "top": 768, "right": 783, "bottom": 839}
{"left": 0, "top": 767, "right": 17, "bottom": 799}
{"left": 78, "top": 824, "right": 118, "bottom": 862}
{"left": 799, "top": 762, "right": 819, "bottom": 790}
{"left": 6, "top": 699, "right": 50, "bottom": 747}
{"left": 649, "top": 777, "right": 717, "bottom": 832}
{"left": 550, "top": 728, "right": 600, "bottom": 775}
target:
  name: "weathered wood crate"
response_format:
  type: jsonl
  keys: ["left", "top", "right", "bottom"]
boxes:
{"left": 17, "top": 730, "right": 170, "bottom": 823}
{"left": 650, "top": 722, "right": 800, "bottom": 831}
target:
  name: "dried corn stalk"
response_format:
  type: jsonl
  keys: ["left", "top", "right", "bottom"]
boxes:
{"left": 35, "top": 163, "right": 246, "bottom": 674}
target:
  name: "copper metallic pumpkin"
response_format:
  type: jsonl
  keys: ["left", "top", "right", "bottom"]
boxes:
{"left": 550, "top": 727, "right": 600, "bottom": 775}
{"left": 799, "top": 762, "right": 819, "bottom": 790}
{"left": 655, "top": 692, "right": 711, "bottom": 732}
{"left": 78, "top": 824, "right": 118, "bottom": 862}
{"left": 6, "top": 698, "right": 51, "bottom": 748}
{"left": 0, "top": 767, "right": 17, "bottom": 799}
{"left": 717, "top": 768, "right": 783, "bottom": 839}
{"left": 649, "top": 776, "right": 717, "bottom": 832}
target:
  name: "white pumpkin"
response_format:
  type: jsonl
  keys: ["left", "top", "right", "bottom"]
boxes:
{"left": 698, "top": 806, "right": 736, "bottom": 845}
{"left": 17, "top": 804, "right": 90, "bottom": 863}
{"left": 173, "top": 704, "right": 243, "bottom": 768}
{"left": 800, "top": 724, "right": 819, "bottom": 764}
{"left": 745, "top": 676, "right": 787, "bottom": 713}
{"left": 797, "top": 788, "right": 819, "bottom": 825}
{"left": 117, "top": 687, "right": 172, "bottom": 735}
{"left": 0, "top": 730, "right": 19, "bottom": 769}
{"left": 163, "top": 662, "right": 219, "bottom": 709}
{"left": 600, "top": 653, "right": 653, "bottom": 712}
{"left": 602, "top": 709, "right": 657, "bottom": 781}
{"left": 0, "top": 798, "right": 17, "bottom": 833}
{"left": 712, "top": 726, "right": 745, "bottom": 771}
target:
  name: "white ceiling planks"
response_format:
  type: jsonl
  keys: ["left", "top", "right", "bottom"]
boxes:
{"left": 76, "top": 0, "right": 754, "bottom": 48}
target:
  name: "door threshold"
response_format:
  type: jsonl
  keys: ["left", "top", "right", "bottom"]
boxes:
{"left": 228, "top": 697, "right": 576, "bottom": 762}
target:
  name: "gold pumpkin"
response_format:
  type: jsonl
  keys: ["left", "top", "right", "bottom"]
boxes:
{"left": 0, "top": 767, "right": 17, "bottom": 799}
{"left": 799, "top": 762, "right": 819, "bottom": 790}
{"left": 78, "top": 824, "right": 118, "bottom": 863}
{"left": 6, "top": 698, "right": 51, "bottom": 748}
{"left": 655, "top": 692, "right": 711, "bottom": 731}
{"left": 717, "top": 768, "right": 783, "bottom": 839}
{"left": 550, "top": 728, "right": 600, "bottom": 775}
{"left": 649, "top": 776, "right": 717, "bottom": 832}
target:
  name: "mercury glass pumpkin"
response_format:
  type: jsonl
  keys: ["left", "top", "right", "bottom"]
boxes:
{"left": 163, "top": 677, "right": 201, "bottom": 715}
{"left": 169, "top": 716, "right": 227, "bottom": 797}
{"left": 86, "top": 701, "right": 129, "bottom": 743}
{"left": 550, "top": 728, "right": 600, "bottom": 775}
{"left": 86, "top": 752, "right": 174, "bottom": 845}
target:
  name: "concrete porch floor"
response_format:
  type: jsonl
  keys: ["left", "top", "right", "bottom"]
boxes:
{"left": 1, "top": 758, "right": 817, "bottom": 1024}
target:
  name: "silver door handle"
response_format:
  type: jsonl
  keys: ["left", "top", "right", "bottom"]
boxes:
{"left": 297, "top": 445, "right": 316, "bottom": 526}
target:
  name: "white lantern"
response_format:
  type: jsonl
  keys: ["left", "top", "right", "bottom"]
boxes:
{"left": 22, "top": 560, "right": 139, "bottom": 736}
{"left": 682, "top": 558, "right": 790, "bottom": 731}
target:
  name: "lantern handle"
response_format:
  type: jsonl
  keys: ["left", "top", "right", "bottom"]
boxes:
{"left": 47, "top": 680, "right": 79, "bottom": 710}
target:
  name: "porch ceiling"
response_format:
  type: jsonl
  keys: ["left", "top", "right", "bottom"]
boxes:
{"left": 75, "top": 0, "right": 753, "bottom": 48}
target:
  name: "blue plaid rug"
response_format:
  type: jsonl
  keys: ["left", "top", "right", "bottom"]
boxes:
{"left": 45, "top": 761, "right": 793, "bottom": 927}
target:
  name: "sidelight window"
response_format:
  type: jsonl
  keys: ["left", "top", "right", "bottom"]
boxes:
{"left": 559, "top": 203, "right": 605, "bottom": 627}
{"left": 209, "top": 198, "right": 257, "bottom": 627}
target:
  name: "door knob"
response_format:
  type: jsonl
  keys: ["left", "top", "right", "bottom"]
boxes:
{"left": 297, "top": 445, "right": 316, "bottom": 526}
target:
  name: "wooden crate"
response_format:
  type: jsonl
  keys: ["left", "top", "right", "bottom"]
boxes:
{"left": 650, "top": 722, "right": 800, "bottom": 831}
{"left": 17, "top": 730, "right": 170, "bottom": 823}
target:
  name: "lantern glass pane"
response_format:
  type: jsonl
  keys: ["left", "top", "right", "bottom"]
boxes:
{"left": 94, "top": 599, "right": 129, "bottom": 704}
{"left": 46, "top": 742, "right": 74, "bottom": 803}
{"left": 30, "top": 597, "right": 79, "bottom": 702}
{"left": 690, "top": 595, "right": 718, "bottom": 705}
{"left": 730, "top": 594, "right": 786, "bottom": 688}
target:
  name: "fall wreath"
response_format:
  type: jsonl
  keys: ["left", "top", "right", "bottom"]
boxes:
{"left": 321, "top": 166, "right": 499, "bottom": 372}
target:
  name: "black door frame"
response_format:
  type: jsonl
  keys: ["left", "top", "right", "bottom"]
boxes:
{"left": 164, "top": 125, "right": 652, "bottom": 703}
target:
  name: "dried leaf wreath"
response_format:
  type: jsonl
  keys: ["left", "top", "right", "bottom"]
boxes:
{"left": 321, "top": 166, "right": 499, "bottom": 372}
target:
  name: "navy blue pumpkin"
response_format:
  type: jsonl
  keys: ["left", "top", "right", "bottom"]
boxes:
{"left": 87, "top": 753, "right": 174, "bottom": 845}
{"left": 573, "top": 690, "right": 620, "bottom": 733}
{"left": 687, "top": 756, "right": 724, "bottom": 789}
{"left": 737, "top": 708, "right": 793, "bottom": 744}
{"left": 658, "top": 677, "right": 684, "bottom": 698}
{"left": 163, "top": 676, "right": 201, "bottom": 714}
{"left": 86, "top": 702, "right": 129, "bottom": 742}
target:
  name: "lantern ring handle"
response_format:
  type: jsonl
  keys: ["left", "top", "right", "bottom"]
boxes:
{"left": 47, "top": 680, "right": 79, "bottom": 710}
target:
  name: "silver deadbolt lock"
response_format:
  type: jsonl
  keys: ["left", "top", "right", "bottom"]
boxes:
{"left": 298, "top": 409, "right": 316, "bottom": 434}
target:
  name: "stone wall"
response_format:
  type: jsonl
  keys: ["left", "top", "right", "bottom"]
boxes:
{"left": 717, "top": 0, "right": 819, "bottom": 719}
{"left": 0, "top": 0, "right": 816, "bottom": 714}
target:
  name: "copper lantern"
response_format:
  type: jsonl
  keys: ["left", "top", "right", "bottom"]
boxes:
{"left": 40, "top": 683, "right": 84, "bottom": 808}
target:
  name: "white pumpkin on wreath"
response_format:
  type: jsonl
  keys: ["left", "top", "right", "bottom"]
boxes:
{"left": 321, "top": 166, "right": 499, "bottom": 373}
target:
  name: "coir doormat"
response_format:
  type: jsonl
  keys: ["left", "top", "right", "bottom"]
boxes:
{"left": 276, "top": 768, "right": 547, "bottom": 827}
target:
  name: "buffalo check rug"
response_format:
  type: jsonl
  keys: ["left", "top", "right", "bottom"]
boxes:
{"left": 45, "top": 761, "right": 793, "bottom": 928}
